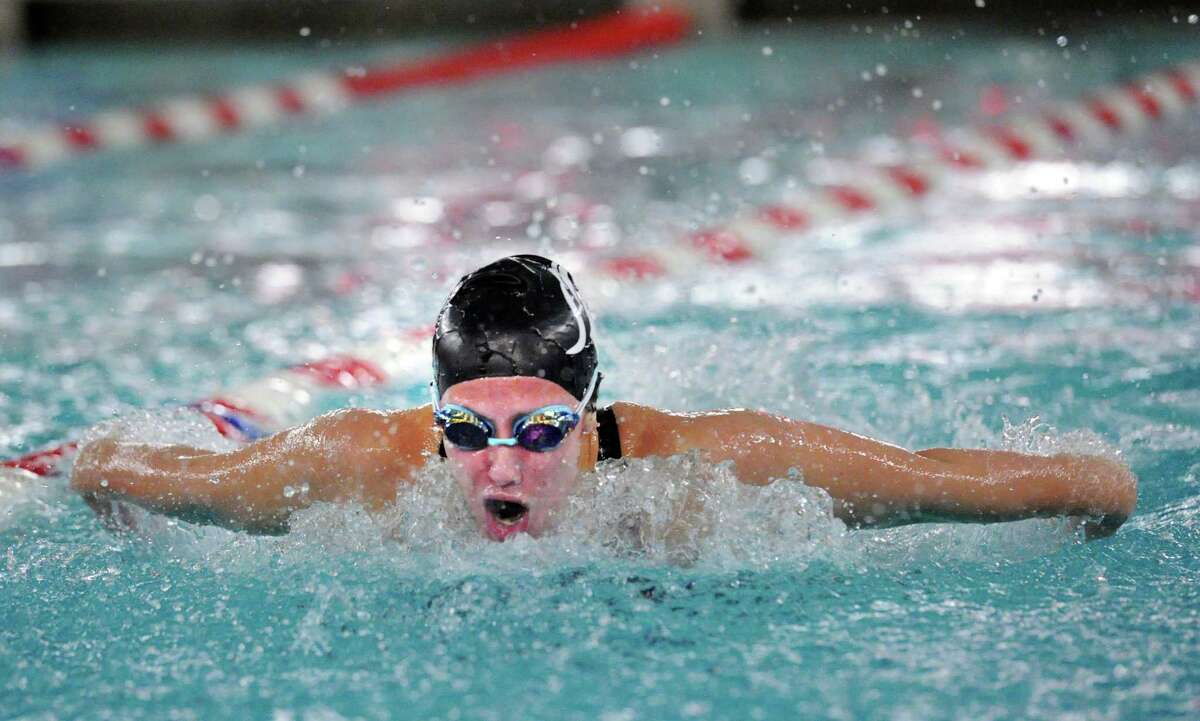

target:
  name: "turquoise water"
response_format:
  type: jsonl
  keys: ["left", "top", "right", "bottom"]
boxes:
{"left": 3, "top": 20, "right": 1200, "bottom": 720}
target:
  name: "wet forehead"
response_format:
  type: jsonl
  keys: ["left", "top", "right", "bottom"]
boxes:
{"left": 442, "top": 376, "right": 577, "bottom": 421}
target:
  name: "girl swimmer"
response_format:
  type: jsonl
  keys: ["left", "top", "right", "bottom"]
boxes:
{"left": 71, "top": 255, "right": 1137, "bottom": 541}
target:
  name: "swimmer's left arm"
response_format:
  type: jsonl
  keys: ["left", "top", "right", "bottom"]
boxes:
{"left": 614, "top": 404, "right": 1137, "bottom": 538}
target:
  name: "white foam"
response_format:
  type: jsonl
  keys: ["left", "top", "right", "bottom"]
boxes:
{"left": 99, "top": 445, "right": 1086, "bottom": 576}
{"left": 998, "top": 415, "right": 1122, "bottom": 461}
{"left": 78, "top": 407, "right": 238, "bottom": 452}
{"left": 0, "top": 466, "right": 54, "bottom": 532}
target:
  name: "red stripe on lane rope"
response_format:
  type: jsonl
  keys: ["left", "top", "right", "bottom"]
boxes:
{"left": 142, "top": 113, "right": 175, "bottom": 142}
{"left": 197, "top": 412, "right": 238, "bottom": 439}
{"left": 1186, "top": 269, "right": 1200, "bottom": 303}
{"left": 341, "top": 7, "right": 690, "bottom": 97}
{"left": 63, "top": 125, "right": 98, "bottom": 149}
{"left": 940, "top": 147, "right": 985, "bottom": 168}
{"left": 1, "top": 443, "right": 78, "bottom": 476}
{"left": 400, "top": 325, "right": 436, "bottom": 341}
{"left": 292, "top": 356, "right": 388, "bottom": 389}
{"left": 827, "top": 185, "right": 875, "bottom": 212}
{"left": 194, "top": 397, "right": 268, "bottom": 420}
{"left": 602, "top": 255, "right": 668, "bottom": 279}
{"left": 886, "top": 167, "right": 931, "bottom": 196}
{"left": 1167, "top": 70, "right": 1197, "bottom": 102}
{"left": 0, "top": 146, "right": 25, "bottom": 168}
{"left": 1127, "top": 86, "right": 1162, "bottom": 119}
{"left": 757, "top": 204, "right": 810, "bottom": 230}
{"left": 276, "top": 87, "right": 306, "bottom": 114}
{"left": 990, "top": 128, "right": 1033, "bottom": 160}
{"left": 210, "top": 98, "right": 241, "bottom": 129}
{"left": 1088, "top": 99, "right": 1122, "bottom": 130}
{"left": 690, "top": 229, "right": 755, "bottom": 262}
{"left": 1044, "top": 113, "right": 1076, "bottom": 142}
{"left": 192, "top": 408, "right": 267, "bottom": 442}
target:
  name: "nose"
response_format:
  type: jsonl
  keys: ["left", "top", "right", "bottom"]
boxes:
{"left": 486, "top": 445, "right": 524, "bottom": 486}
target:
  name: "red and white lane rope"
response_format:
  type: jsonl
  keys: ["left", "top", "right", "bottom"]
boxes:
{"left": 599, "top": 61, "right": 1200, "bottom": 279}
{"left": 0, "top": 6, "right": 690, "bottom": 172}
{"left": 2, "top": 327, "right": 433, "bottom": 478}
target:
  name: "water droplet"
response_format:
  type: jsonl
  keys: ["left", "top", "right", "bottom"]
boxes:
{"left": 1191, "top": 14, "right": 1199, "bottom": 23}
{"left": 875, "top": 63, "right": 888, "bottom": 76}
{"left": 974, "top": 0, "right": 985, "bottom": 7}
{"left": 299, "top": 26, "right": 311, "bottom": 37}
{"left": 283, "top": 485, "right": 297, "bottom": 499}
{"left": 194, "top": 194, "right": 221, "bottom": 222}
{"left": 659, "top": 96, "right": 671, "bottom": 107}
{"left": 738, "top": 157, "right": 773, "bottom": 186}
{"left": 761, "top": 46, "right": 773, "bottom": 56}
{"left": 99, "top": 478, "right": 109, "bottom": 488}
{"left": 1056, "top": 35, "right": 1068, "bottom": 47}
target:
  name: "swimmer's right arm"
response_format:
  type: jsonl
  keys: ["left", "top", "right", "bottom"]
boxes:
{"left": 71, "top": 407, "right": 437, "bottom": 533}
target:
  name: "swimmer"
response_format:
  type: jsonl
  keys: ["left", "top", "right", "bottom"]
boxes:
{"left": 71, "top": 255, "right": 1137, "bottom": 541}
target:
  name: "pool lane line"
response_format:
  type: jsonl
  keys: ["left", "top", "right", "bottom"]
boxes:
{"left": 598, "top": 61, "right": 1200, "bottom": 279}
{"left": 1, "top": 327, "right": 434, "bottom": 477}
{"left": 0, "top": 6, "right": 691, "bottom": 172}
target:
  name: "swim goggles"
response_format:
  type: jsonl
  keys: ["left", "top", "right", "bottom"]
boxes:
{"left": 430, "top": 368, "right": 599, "bottom": 453}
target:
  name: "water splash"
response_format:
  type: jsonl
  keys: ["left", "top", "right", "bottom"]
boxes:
{"left": 81, "top": 439, "right": 1086, "bottom": 578}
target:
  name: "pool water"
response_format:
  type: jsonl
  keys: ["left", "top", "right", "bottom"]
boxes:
{"left": 2, "top": 18, "right": 1200, "bottom": 721}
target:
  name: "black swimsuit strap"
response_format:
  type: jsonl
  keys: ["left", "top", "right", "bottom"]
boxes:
{"left": 436, "top": 406, "right": 623, "bottom": 461}
{"left": 596, "top": 406, "right": 623, "bottom": 461}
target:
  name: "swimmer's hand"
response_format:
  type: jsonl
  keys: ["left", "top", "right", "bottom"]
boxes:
{"left": 71, "top": 438, "right": 143, "bottom": 532}
{"left": 70, "top": 408, "right": 436, "bottom": 534}
{"left": 911, "top": 449, "right": 1137, "bottom": 539}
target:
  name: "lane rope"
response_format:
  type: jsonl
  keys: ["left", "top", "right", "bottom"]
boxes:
{"left": 0, "top": 6, "right": 691, "bottom": 171}
{"left": 2, "top": 327, "right": 434, "bottom": 477}
{"left": 597, "top": 61, "right": 1200, "bottom": 278}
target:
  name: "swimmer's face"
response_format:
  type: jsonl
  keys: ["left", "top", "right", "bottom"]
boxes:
{"left": 439, "top": 376, "right": 593, "bottom": 542}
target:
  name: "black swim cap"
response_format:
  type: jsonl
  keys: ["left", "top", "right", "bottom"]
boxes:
{"left": 433, "top": 255, "right": 600, "bottom": 404}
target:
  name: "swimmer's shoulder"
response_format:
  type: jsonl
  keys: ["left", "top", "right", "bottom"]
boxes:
{"left": 307, "top": 406, "right": 439, "bottom": 485}
{"left": 606, "top": 401, "right": 696, "bottom": 460}
{"left": 607, "top": 403, "right": 777, "bottom": 460}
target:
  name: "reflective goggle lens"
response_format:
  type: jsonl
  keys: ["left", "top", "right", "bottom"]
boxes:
{"left": 443, "top": 421, "right": 491, "bottom": 451}
{"left": 515, "top": 423, "right": 567, "bottom": 452}
{"left": 436, "top": 405, "right": 578, "bottom": 453}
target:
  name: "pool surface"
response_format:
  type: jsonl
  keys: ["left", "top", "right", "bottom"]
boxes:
{"left": 2, "top": 18, "right": 1199, "bottom": 721}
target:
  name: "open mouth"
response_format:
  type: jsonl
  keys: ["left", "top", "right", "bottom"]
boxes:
{"left": 484, "top": 498, "right": 529, "bottom": 526}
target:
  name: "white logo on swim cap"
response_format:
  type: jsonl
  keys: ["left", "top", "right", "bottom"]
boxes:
{"left": 546, "top": 260, "right": 589, "bottom": 355}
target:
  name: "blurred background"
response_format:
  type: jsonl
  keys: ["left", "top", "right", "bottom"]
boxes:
{"left": 0, "top": 0, "right": 1191, "bottom": 45}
